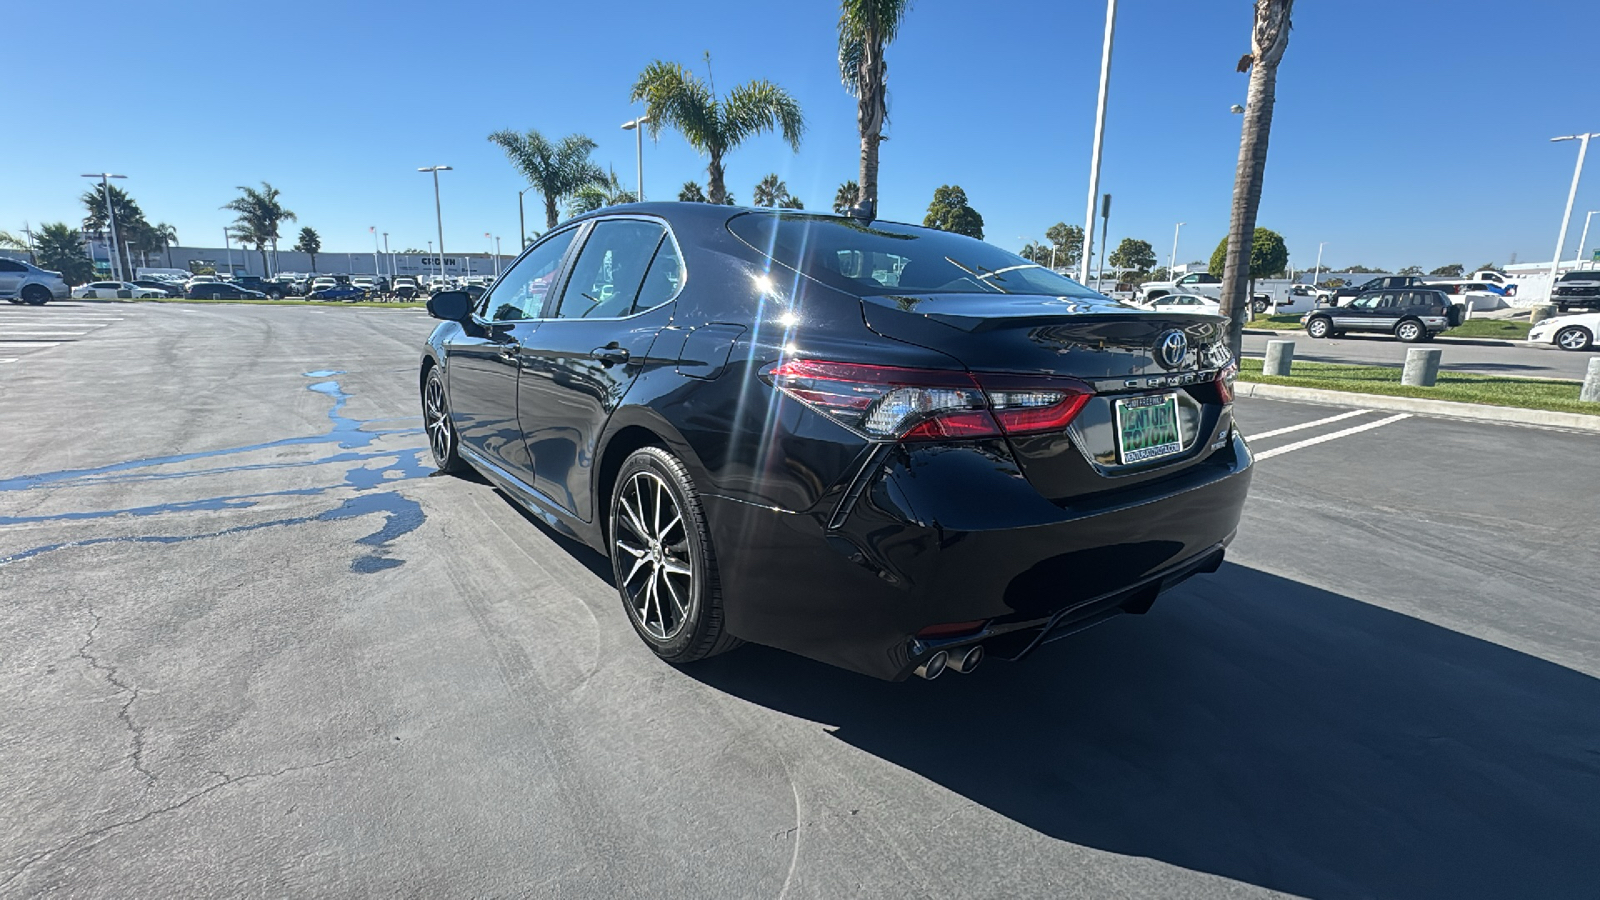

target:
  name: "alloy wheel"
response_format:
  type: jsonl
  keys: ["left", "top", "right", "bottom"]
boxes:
{"left": 424, "top": 372, "right": 452, "bottom": 462}
{"left": 614, "top": 471, "right": 694, "bottom": 642}
{"left": 1556, "top": 327, "right": 1592, "bottom": 351}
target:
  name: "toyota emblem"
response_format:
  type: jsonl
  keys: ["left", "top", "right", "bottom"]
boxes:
{"left": 1157, "top": 330, "right": 1188, "bottom": 368}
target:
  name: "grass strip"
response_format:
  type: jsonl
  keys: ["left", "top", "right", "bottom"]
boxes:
{"left": 1247, "top": 313, "right": 1533, "bottom": 339}
{"left": 1238, "top": 358, "right": 1596, "bottom": 417}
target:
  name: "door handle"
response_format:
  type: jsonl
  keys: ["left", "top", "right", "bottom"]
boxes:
{"left": 591, "top": 346, "right": 630, "bottom": 366}
{"left": 498, "top": 339, "right": 521, "bottom": 358}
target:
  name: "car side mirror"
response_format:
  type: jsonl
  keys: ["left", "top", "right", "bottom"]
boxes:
{"left": 427, "top": 290, "right": 473, "bottom": 321}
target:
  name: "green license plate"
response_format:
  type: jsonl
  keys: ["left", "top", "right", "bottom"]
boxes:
{"left": 1115, "top": 393, "right": 1183, "bottom": 464}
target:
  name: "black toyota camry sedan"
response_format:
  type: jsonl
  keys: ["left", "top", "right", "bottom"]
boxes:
{"left": 419, "top": 202, "right": 1252, "bottom": 681}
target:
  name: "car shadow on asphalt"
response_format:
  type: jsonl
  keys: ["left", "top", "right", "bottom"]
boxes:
{"left": 687, "top": 562, "right": 1600, "bottom": 900}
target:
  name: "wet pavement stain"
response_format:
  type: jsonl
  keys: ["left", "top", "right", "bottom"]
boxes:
{"left": 0, "top": 373, "right": 430, "bottom": 572}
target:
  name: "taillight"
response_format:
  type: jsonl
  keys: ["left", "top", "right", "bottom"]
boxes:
{"left": 1216, "top": 361, "right": 1238, "bottom": 403}
{"left": 762, "top": 360, "right": 1092, "bottom": 442}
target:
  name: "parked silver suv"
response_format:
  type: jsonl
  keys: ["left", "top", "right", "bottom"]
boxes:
{"left": 0, "top": 258, "right": 70, "bottom": 305}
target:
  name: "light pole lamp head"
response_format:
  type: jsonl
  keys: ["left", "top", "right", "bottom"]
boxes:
{"left": 1229, "top": 104, "right": 1245, "bottom": 114}
{"left": 417, "top": 165, "right": 453, "bottom": 172}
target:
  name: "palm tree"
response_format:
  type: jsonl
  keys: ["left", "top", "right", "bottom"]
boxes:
{"left": 833, "top": 181, "right": 860, "bottom": 215}
{"left": 32, "top": 223, "right": 94, "bottom": 285}
{"left": 153, "top": 223, "right": 178, "bottom": 268}
{"left": 487, "top": 129, "right": 605, "bottom": 230}
{"left": 81, "top": 183, "right": 151, "bottom": 278}
{"left": 1218, "top": 0, "right": 1294, "bottom": 359}
{"left": 678, "top": 181, "right": 707, "bottom": 203}
{"left": 631, "top": 59, "right": 805, "bottom": 205}
{"left": 838, "top": 0, "right": 912, "bottom": 211}
{"left": 292, "top": 227, "right": 322, "bottom": 272}
{"left": 567, "top": 169, "right": 639, "bottom": 217}
{"left": 223, "top": 182, "right": 295, "bottom": 275}
{"left": 753, "top": 174, "right": 787, "bottom": 207}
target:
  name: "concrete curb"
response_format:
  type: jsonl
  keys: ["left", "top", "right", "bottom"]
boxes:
{"left": 1234, "top": 381, "right": 1600, "bottom": 433}
{"left": 1241, "top": 327, "right": 1531, "bottom": 348}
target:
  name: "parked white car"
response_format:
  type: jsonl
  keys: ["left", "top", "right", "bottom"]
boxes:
{"left": 71, "top": 281, "right": 167, "bottom": 299}
{"left": 1145, "top": 293, "right": 1221, "bottom": 314}
{"left": 1526, "top": 312, "right": 1598, "bottom": 352}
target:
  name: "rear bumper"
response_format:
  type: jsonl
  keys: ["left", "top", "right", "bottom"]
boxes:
{"left": 705, "top": 432, "right": 1253, "bottom": 680}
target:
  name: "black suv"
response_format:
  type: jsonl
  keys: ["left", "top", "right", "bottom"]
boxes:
{"left": 1551, "top": 270, "right": 1600, "bottom": 313}
{"left": 1303, "top": 288, "right": 1462, "bottom": 342}
{"left": 1331, "top": 275, "right": 1426, "bottom": 305}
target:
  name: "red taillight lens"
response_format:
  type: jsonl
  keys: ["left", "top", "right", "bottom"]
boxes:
{"left": 1216, "top": 361, "right": 1238, "bottom": 403}
{"left": 763, "top": 360, "right": 1093, "bottom": 442}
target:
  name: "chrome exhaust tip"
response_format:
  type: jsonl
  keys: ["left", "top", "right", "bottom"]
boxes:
{"left": 913, "top": 650, "right": 949, "bottom": 680}
{"left": 947, "top": 644, "right": 985, "bottom": 674}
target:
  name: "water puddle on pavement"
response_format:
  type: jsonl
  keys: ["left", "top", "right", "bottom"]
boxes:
{"left": 0, "top": 372, "right": 429, "bottom": 573}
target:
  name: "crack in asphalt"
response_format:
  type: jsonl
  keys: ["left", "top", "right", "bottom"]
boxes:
{"left": 0, "top": 753, "right": 359, "bottom": 889}
{"left": 74, "top": 605, "right": 156, "bottom": 788}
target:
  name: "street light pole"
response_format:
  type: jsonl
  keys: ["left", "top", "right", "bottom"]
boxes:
{"left": 418, "top": 165, "right": 452, "bottom": 283}
{"left": 622, "top": 113, "right": 651, "bottom": 202}
{"left": 517, "top": 186, "right": 534, "bottom": 248}
{"left": 1169, "top": 222, "right": 1185, "bottom": 276}
{"left": 223, "top": 227, "right": 234, "bottom": 275}
{"left": 383, "top": 232, "right": 391, "bottom": 278}
{"left": 485, "top": 232, "right": 495, "bottom": 277}
{"left": 1548, "top": 133, "right": 1597, "bottom": 287}
{"left": 371, "top": 226, "right": 381, "bottom": 277}
{"left": 1575, "top": 211, "right": 1598, "bottom": 264}
{"left": 1313, "top": 241, "right": 1327, "bottom": 287}
{"left": 495, "top": 236, "right": 502, "bottom": 276}
{"left": 1079, "top": 0, "right": 1117, "bottom": 284}
{"left": 81, "top": 173, "right": 127, "bottom": 280}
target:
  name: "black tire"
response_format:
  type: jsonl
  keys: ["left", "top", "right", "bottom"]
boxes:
{"left": 610, "top": 446, "right": 739, "bottom": 665}
{"left": 1251, "top": 299, "right": 1269, "bottom": 314}
{"left": 21, "top": 285, "right": 50, "bottom": 306}
{"left": 421, "top": 366, "right": 469, "bottom": 474}
{"left": 1395, "top": 319, "right": 1425, "bottom": 343}
{"left": 1306, "top": 316, "right": 1332, "bottom": 339}
{"left": 1555, "top": 326, "right": 1593, "bottom": 352}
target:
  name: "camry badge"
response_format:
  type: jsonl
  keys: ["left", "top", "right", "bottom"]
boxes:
{"left": 1157, "top": 330, "right": 1188, "bottom": 368}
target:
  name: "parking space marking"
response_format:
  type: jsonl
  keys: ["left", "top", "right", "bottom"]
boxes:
{"left": 0, "top": 341, "right": 65, "bottom": 349}
{"left": 1253, "top": 413, "right": 1412, "bottom": 461}
{"left": 0, "top": 330, "right": 92, "bottom": 337}
{"left": 1247, "top": 409, "right": 1372, "bottom": 441}
{"left": 0, "top": 358, "right": 16, "bottom": 364}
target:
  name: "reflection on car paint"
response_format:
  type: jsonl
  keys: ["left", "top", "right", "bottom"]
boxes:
{"left": 0, "top": 372, "right": 429, "bottom": 573}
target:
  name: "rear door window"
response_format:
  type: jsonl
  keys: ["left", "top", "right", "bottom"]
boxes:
{"left": 554, "top": 219, "right": 667, "bottom": 320}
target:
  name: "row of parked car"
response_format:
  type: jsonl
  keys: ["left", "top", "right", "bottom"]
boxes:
{"left": 60, "top": 271, "right": 498, "bottom": 303}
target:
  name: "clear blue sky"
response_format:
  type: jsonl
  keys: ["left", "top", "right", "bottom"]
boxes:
{"left": 4, "top": 0, "right": 1596, "bottom": 272}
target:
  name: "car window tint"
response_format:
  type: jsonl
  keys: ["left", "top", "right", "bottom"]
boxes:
{"left": 729, "top": 212, "right": 1104, "bottom": 300}
{"left": 0, "top": 260, "right": 27, "bottom": 272}
{"left": 633, "top": 237, "right": 683, "bottom": 312}
{"left": 555, "top": 219, "right": 665, "bottom": 320}
{"left": 486, "top": 228, "right": 578, "bottom": 321}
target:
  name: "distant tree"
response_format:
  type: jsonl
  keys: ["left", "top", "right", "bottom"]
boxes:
{"left": 292, "top": 227, "right": 322, "bottom": 271}
{"left": 1217, "top": 0, "right": 1295, "bottom": 358}
{"left": 632, "top": 56, "right": 805, "bottom": 205}
{"left": 1045, "top": 222, "right": 1084, "bottom": 269}
{"left": 1474, "top": 261, "right": 1500, "bottom": 273}
{"left": 838, "top": 0, "right": 913, "bottom": 211}
{"left": 722, "top": 191, "right": 738, "bottom": 206}
{"left": 1108, "top": 237, "right": 1157, "bottom": 273}
{"left": 81, "top": 183, "right": 155, "bottom": 278}
{"left": 488, "top": 128, "right": 606, "bottom": 230}
{"left": 1322, "top": 277, "right": 1346, "bottom": 288}
{"left": 568, "top": 170, "right": 638, "bottom": 217}
{"left": 834, "top": 180, "right": 859, "bottom": 214}
{"left": 1429, "top": 263, "right": 1464, "bottom": 277}
{"left": 1145, "top": 265, "right": 1170, "bottom": 283}
{"left": 33, "top": 222, "right": 94, "bottom": 285}
{"left": 223, "top": 182, "right": 295, "bottom": 275}
{"left": 923, "top": 185, "right": 983, "bottom": 238}
{"left": 153, "top": 222, "right": 178, "bottom": 268}
{"left": 1019, "top": 242, "right": 1046, "bottom": 265}
{"left": 1339, "top": 264, "right": 1382, "bottom": 274}
{"left": 1209, "top": 227, "right": 1288, "bottom": 280}
{"left": 1397, "top": 265, "right": 1424, "bottom": 276}
{"left": 0, "top": 230, "right": 29, "bottom": 253}
{"left": 754, "top": 174, "right": 787, "bottom": 207}
{"left": 678, "top": 181, "right": 707, "bottom": 203}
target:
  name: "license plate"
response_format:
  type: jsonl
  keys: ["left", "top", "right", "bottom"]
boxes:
{"left": 1115, "top": 393, "right": 1184, "bottom": 464}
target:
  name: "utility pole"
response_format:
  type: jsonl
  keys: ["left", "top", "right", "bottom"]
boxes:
{"left": 1079, "top": 0, "right": 1117, "bottom": 284}
{"left": 81, "top": 173, "right": 127, "bottom": 280}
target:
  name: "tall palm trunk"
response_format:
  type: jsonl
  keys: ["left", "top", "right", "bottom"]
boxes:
{"left": 544, "top": 195, "right": 560, "bottom": 230}
{"left": 1219, "top": 0, "right": 1293, "bottom": 360}
{"left": 259, "top": 246, "right": 270, "bottom": 276}
{"left": 706, "top": 152, "right": 727, "bottom": 205}
{"left": 856, "top": 17, "right": 885, "bottom": 207}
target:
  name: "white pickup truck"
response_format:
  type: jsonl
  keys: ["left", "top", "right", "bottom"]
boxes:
{"left": 1137, "top": 273, "right": 1328, "bottom": 312}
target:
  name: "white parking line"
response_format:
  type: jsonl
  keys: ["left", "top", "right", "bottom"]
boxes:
{"left": 1247, "top": 410, "right": 1372, "bottom": 441}
{"left": 1253, "top": 414, "right": 1412, "bottom": 461}
{"left": 0, "top": 358, "right": 17, "bottom": 364}
{"left": 0, "top": 341, "right": 64, "bottom": 348}
{"left": 0, "top": 330, "right": 92, "bottom": 337}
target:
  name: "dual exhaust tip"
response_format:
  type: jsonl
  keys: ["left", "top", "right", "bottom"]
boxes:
{"left": 914, "top": 644, "right": 985, "bottom": 680}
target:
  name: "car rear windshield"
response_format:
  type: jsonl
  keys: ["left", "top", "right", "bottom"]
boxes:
{"left": 727, "top": 212, "right": 1103, "bottom": 299}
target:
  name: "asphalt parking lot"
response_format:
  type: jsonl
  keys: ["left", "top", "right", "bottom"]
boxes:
{"left": 3, "top": 302, "right": 1598, "bottom": 898}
